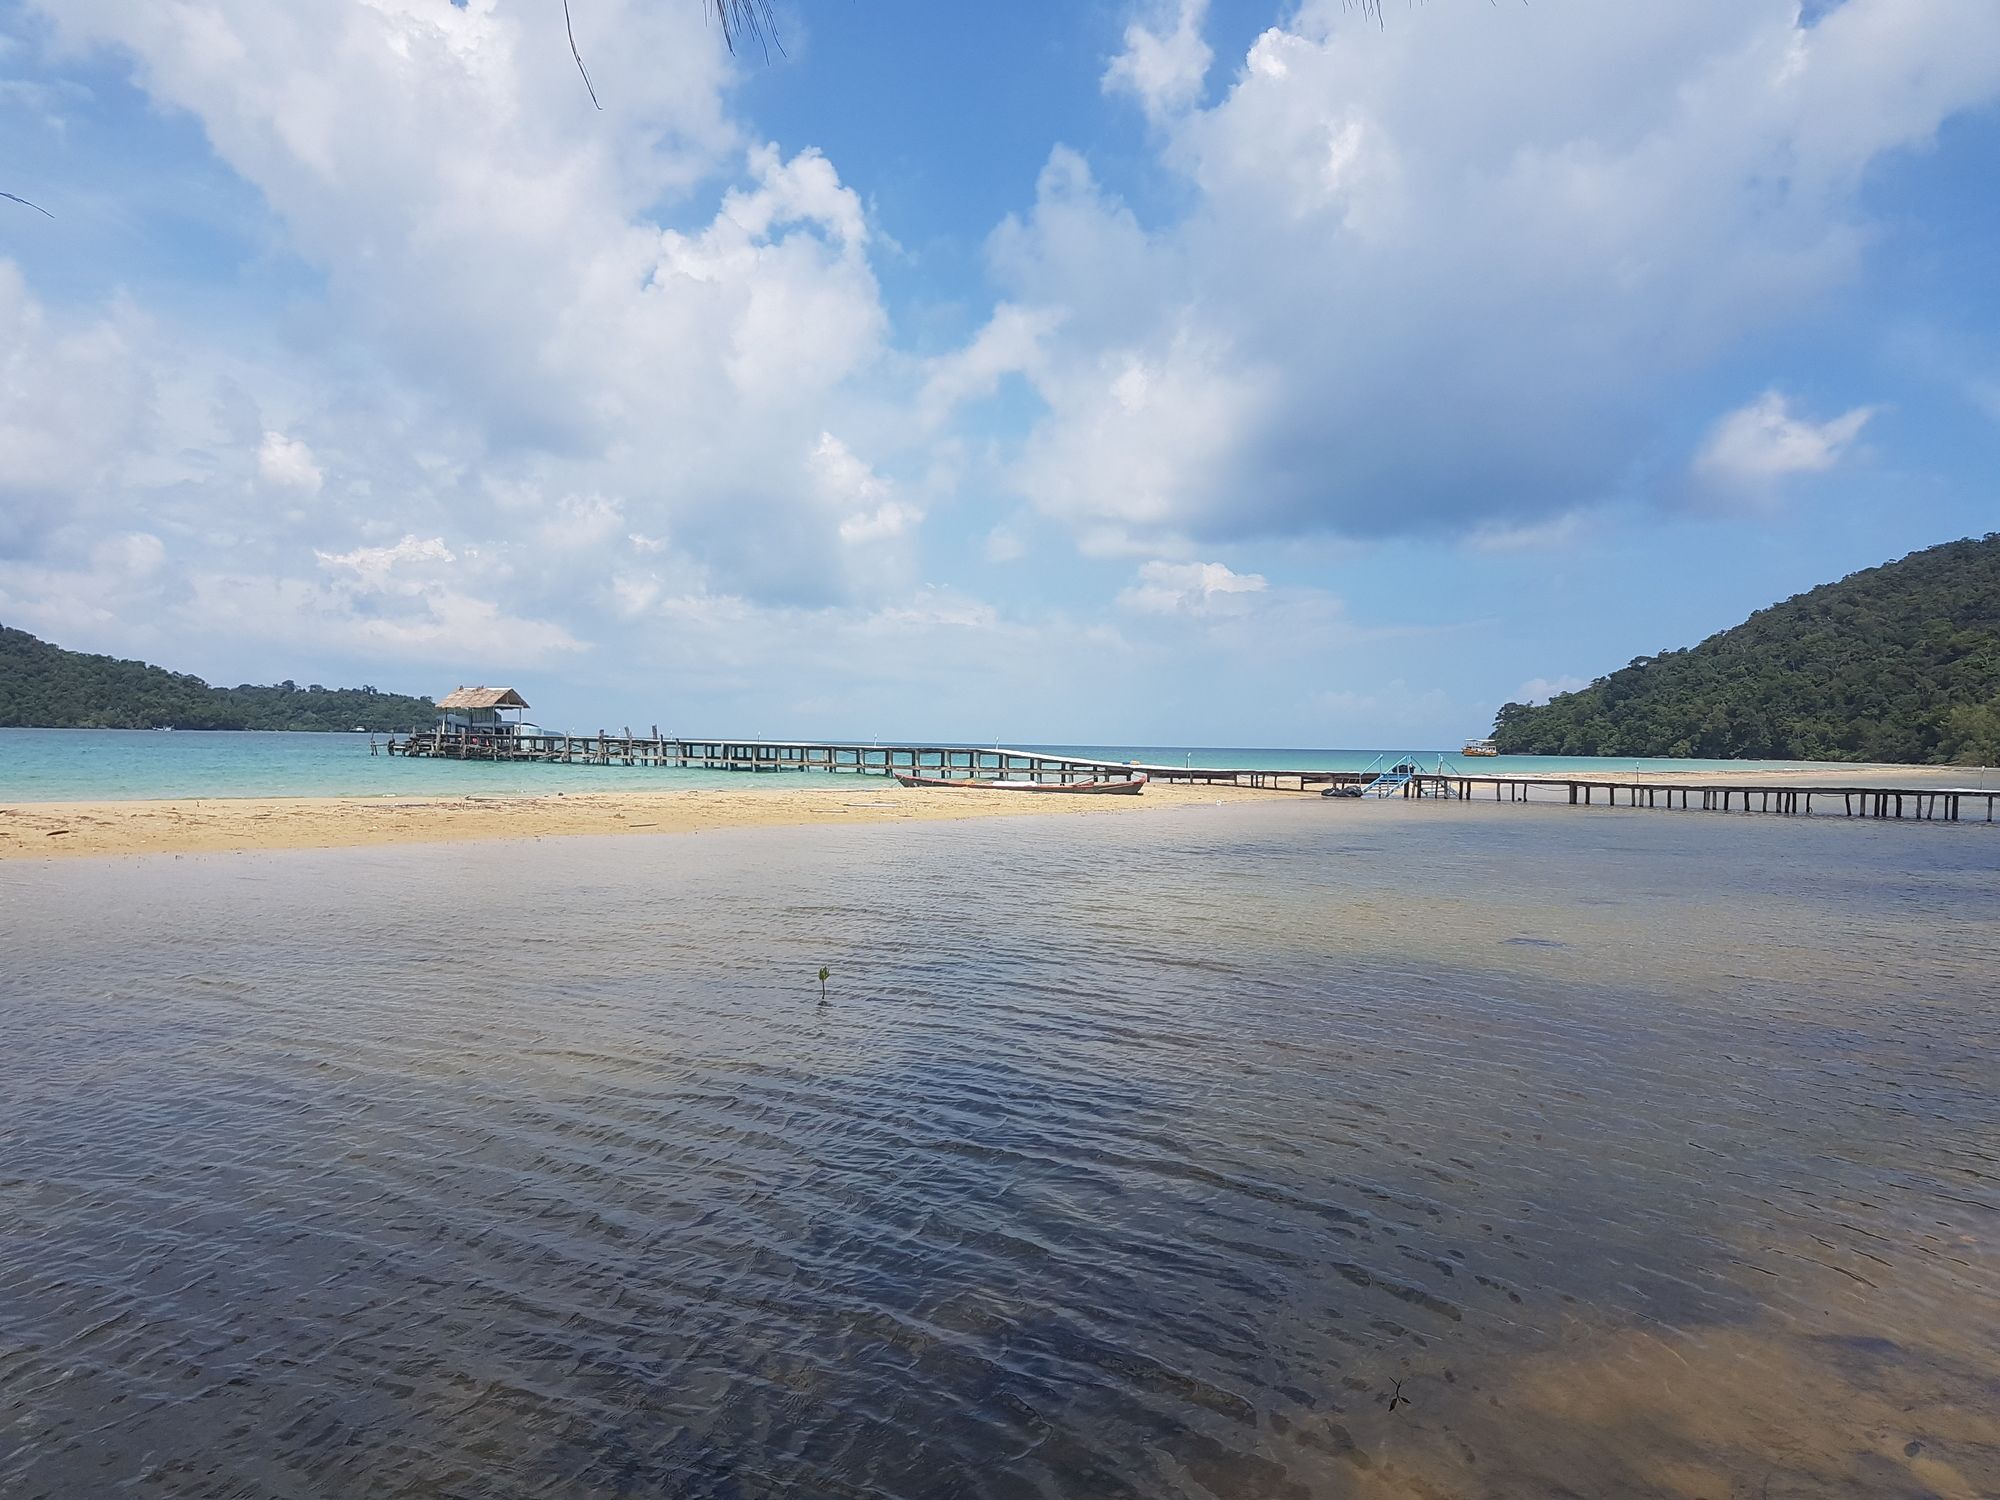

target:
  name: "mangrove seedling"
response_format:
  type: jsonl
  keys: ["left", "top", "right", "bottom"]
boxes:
{"left": 817, "top": 966, "right": 831, "bottom": 1003}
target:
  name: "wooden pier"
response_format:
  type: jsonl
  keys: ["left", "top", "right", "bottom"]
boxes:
{"left": 380, "top": 730, "right": 1997, "bottom": 823}
{"left": 1401, "top": 772, "right": 1997, "bottom": 823}
{"left": 385, "top": 729, "right": 1171, "bottom": 785}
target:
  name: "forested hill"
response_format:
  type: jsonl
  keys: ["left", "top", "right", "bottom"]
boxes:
{"left": 0, "top": 626, "right": 437, "bottom": 732}
{"left": 1491, "top": 534, "right": 2000, "bottom": 765}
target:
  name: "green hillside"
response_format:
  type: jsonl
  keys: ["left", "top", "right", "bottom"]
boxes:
{"left": 0, "top": 626, "right": 437, "bottom": 732}
{"left": 1491, "top": 534, "right": 2000, "bottom": 765}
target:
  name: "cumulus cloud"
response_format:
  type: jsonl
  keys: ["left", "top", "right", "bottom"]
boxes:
{"left": 182, "top": 571, "right": 586, "bottom": 668}
{"left": 1103, "top": 0, "right": 1212, "bottom": 122}
{"left": 810, "top": 433, "right": 923, "bottom": 546}
{"left": 8, "top": 0, "right": 1998, "bottom": 734}
{"left": 1691, "top": 389, "right": 1875, "bottom": 497}
{"left": 314, "top": 534, "right": 456, "bottom": 590}
{"left": 965, "top": 0, "right": 2000, "bottom": 552}
{"left": 0, "top": 262, "right": 155, "bottom": 550}
{"left": 256, "top": 431, "right": 323, "bottom": 494}
{"left": 1117, "top": 559, "right": 1268, "bottom": 615}
{"left": 7, "top": 0, "right": 918, "bottom": 678}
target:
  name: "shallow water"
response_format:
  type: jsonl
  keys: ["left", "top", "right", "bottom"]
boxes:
{"left": 1, "top": 726, "right": 1950, "bottom": 802}
{"left": 2, "top": 800, "right": 1996, "bottom": 1498}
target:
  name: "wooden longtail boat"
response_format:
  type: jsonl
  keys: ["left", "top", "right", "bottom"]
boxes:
{"left": 893, "top": 772, "right": 1147, "bottom": 795}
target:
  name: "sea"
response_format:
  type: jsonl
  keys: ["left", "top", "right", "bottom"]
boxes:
{"left": 0, "top": 726, "right": 1979, "bottom": 802}
{"left": 2, "top": 795, "right": 1996, "bottom": 1497}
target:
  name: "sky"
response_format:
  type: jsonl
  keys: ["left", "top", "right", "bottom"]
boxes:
{"left": 2, "top": 0, "right": 1997, "bottom": 746}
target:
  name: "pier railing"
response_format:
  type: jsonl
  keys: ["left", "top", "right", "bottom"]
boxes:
{"left": 1407, "top": 772, "right": 1996, "bottom": 822}
{"left": 378, "top": 730, "right": 1997, "bottom": 822}
{"left": 383, "top": 730, "right": 1176, "bottom": 785}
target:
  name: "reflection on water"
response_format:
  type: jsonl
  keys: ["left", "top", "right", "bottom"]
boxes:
{"left": 2, "top": 801, "right": 1996, "bottom": 1498}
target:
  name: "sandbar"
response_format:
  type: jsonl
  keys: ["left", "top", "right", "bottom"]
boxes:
{"left": 4, "top": 762, "right": 1990, "bottom": 861}
{"left": 0, "top": 781, "right": 1275, "bottom": 861}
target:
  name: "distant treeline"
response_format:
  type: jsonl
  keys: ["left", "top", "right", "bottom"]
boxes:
{"left": 1491, "top": 534, "right": 2000, "bottom": 765}
{"left": 0, "top": 625, "right": 437, "bottom": 732}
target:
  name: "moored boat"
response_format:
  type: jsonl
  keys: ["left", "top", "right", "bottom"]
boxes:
{"left": 894, "top": 772, "right": 1146, "bottom": 794}
{"left": 1462, "top": 737, "right": 1498, "bottom": 756}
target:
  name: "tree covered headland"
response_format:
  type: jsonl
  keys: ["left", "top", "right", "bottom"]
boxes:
{"left": 1491, "top": 535, "right": 2000, "bottom": 765}
{"left": 0, "top": 626, "right": 438, "bottom": 732}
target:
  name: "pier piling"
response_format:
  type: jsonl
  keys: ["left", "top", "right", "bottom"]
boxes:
{"left": 379, "top": 730, "right": 1998, "bottom": 824}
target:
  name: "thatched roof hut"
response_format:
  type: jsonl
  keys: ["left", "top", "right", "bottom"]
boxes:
{"left": 437, "top": 686, "right": 529, "bottom": 711}
{"left": 436, "top": 686, "right": 530, "bottom": 734}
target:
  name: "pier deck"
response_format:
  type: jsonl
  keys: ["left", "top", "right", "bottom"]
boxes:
{"left": 379, "top": 730, "right": 1997, "bottom": 823}
{"left": 1404, "top": 772, "right": 1996, "bottom": 822}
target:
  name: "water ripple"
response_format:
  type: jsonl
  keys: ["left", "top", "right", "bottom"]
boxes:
{"left": 2, "top": 803, "right": 1996, "bottom": 1498}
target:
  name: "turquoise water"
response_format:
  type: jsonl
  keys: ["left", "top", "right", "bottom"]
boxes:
{"left": 0, "top": 727, "right": 1959, "bottom": 802}
{"left": 0, "top": 729, "right": 760, "bottom": 801}
{"left": 1028, "top": 742, "right": 1855, "bottom": 778}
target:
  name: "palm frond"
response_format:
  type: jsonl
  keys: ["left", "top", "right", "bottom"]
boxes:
{"left": 2, "top": 190, "right": 54, "bottom": 219}
{"left": 706, "top": 0, "right": 781, "bottom": 60}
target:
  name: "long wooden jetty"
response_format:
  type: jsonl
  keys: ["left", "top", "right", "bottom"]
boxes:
{"left": 1404, "top": 771, "right": 1997, "bottom": 822}
{"left": 379, "top": 729, "right": 1997, "bottom": 823}
{"left": 386, "top": 729, "right": 1162, "bottom": 784}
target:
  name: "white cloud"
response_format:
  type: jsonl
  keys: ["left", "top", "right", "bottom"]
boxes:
{"left": 1691, "top": 389, "right": 1875, "bottom": 495}
{"left": 1117, "top": 559, "right": 1268, "bottom": 615}
{"left": 314, "top": 534, "right": 456, "bottom": 590}
{"left": 92, "top": 531, "right": 166, "bottom": 578}
{"left": 918, "top": 302, "right": 1059, "bottom": 425}
{"left": 7, "top": 0, "right": 1998, "bottom": 735}
{"left": 1104, "top": 0, "right": 1213, "bottom": 122}
{"left": 971, "top": 0, "right": 2000, "bottom": 553}
{"left": 809, "top": 432, "right": 924, "bottom": 546}
{"left": 7, "top": 0, "right": 921, "bottom": 680}
{"left": 0, "top": 262, "right": 154, "bottom": 548}
{"left": 256, "top": 431, "right": 322, "bottom": 494}
{"left": 536, "top": 495, "right": 625, "bottom": 553}
{"left": 181, "top": 571, "right": 586, "bottom": 668}
{"left": 838, "top": 503, "right": 923, "bottom": 545}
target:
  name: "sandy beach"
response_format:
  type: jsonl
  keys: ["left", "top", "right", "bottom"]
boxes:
{"left": 2, "top": 761, "right": 1991, "bottom": 861}
{"left": 0, "top": 781, "right": 1286, "bottom": 861}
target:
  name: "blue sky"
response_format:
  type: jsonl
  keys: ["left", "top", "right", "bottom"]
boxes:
{"left": 2, "top": 0, "right": 1997, "bottom": 745}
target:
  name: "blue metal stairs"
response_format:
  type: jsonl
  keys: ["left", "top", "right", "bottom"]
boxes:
{"left": 1356, "top": 753, "right": 1463, "bottom": 797}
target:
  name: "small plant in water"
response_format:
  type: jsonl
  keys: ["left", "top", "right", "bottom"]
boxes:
{"left": 817, "top": 966, "right": 831, "bottom": 1003}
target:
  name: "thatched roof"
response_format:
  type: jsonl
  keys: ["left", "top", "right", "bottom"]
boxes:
{"left": 437, "top": 686, "right": 529, "bottom": 710}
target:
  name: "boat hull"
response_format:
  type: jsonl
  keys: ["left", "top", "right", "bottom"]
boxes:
{"left": 893, "top": 773, "right": 1146, "bottom": 795}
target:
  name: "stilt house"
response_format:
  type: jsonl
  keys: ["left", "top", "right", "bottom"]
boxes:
{"left": 436, "top": 686, "right": 531, "bottom": 740}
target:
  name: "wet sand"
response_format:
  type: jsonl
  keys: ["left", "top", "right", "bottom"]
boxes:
{"left": 3, "top": 760, "right": 1994, "bottom": 860}
{"left": 0, "top": 781, "right": 1275, "bottom": 860}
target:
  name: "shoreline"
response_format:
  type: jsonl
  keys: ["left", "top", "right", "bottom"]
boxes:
{"left": 2, "top": 761, "right": 1992, "bottom": 861}
{"left": 0, "top": 783, "right": 1276, "bottom": 861}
